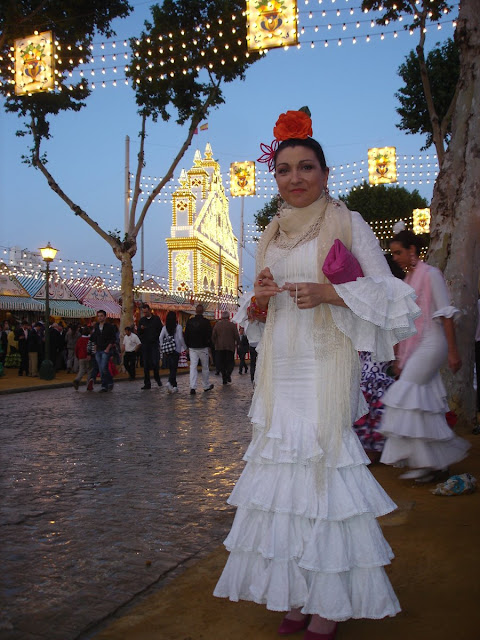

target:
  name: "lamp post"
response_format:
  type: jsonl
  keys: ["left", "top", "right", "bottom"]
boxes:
{"left": 39, "top": 242, "right": 58, "bottom": 380}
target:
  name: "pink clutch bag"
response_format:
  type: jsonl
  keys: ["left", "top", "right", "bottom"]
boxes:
{"left": 322, "top": 239, "right": 363, "bottom": 284}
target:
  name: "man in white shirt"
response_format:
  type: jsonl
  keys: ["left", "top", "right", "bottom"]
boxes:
{"left": 122, "top": 326, "right": 141, "bottom": 381}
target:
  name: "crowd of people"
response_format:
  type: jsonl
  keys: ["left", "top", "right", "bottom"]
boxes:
{"left": 0, "top": 318, "right": 77, "bottom": 377}
{"left": 0, "top": 301, "right": 259, "bottom": 394}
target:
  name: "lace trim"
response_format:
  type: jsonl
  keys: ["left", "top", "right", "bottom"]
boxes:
{"left": 273, "top": 211, "right": 327, "bottom": 250}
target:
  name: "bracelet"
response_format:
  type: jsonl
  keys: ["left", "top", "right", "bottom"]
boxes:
{"left": 249, "top": 296, "right": 268, "bottom": 319}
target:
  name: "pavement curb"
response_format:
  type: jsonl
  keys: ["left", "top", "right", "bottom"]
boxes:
{"left": 0, "top": 366, "right": 204, "bottom": 395}
{"left": 0, "top": 381, "right": 76, "bottom": 394}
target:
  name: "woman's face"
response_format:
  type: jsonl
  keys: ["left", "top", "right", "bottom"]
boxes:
{"left": 275, "top": 146, "right": 328, "bottom": 208}
{"left": 390, "top": 241, "right": 415, "bottom": 270}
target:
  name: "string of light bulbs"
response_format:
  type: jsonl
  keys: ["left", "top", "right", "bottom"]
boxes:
{"left": 136, "top": 154, "right": 438, "bottom": 202}
{"left": 0, "top": 4, "right": 457, "bottom": 94}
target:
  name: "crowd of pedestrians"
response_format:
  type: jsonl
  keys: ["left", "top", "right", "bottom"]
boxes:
{"left": 0, "top": 318, "right": 81, "bottom": 377}
{"left": 0, "top": 302, "right": 258, "bottom": 393}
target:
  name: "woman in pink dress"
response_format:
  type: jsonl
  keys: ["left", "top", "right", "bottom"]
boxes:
{"left": 380, "top": 226, "right": 470, "bottom": 482}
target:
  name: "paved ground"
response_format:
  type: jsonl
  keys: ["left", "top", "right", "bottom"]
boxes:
{"left": 0, "top": 370, "right": 254, "bottom": 640}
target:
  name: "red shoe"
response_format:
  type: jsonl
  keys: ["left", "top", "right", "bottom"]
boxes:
{"left": 304, "top": 622, "right": 338, "bottom": 640}
{"left": 278, "top": 615, "right": 310, "bottom": 635}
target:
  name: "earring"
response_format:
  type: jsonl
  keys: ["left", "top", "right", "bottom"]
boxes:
{"left": 410, "top": 253, "right": 418, "bottom": 268}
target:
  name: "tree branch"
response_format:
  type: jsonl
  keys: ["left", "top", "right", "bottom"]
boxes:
{"left": 441, "top": 78, "right": 461, "bottom": 142}
{"left": 133, "top": 82, "right": 220, "bottom": 237}
{"left": 129, "top": 111, "right": 147, "bottom": 233}
{"left": 0, "top": 0, "right": 51, "bottom": 49}
{"left": 413, "top": 2, "right": 445, "bottom": 163}
{"left": 29, "top": 114, "right": 118, "bottom": 250}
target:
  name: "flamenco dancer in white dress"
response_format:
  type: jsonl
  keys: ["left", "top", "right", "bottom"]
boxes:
{"left": 213, "top": 109, "right": 421, "bottom": 639}
{"left": 379, "top": 225, "right": 470, "bottom": 482}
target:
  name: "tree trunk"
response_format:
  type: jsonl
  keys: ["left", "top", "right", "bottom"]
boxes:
{"left": 114, "top": 244, "right": 137, "bottom": 335}
{"left": 428, "top": 0, "right": 480, "bottom": 428}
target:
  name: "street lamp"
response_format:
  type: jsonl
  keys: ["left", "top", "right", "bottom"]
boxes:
{"left": 39, "top": 242, "right": 58, "bottom": 380}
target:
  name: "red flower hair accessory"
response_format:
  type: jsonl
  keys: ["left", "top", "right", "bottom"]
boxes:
{"left": 257, "top": 107, "right": 313, "bottom": 172}
{"left": 257, "top": 140, "right": 279, "bottom": 173}
{"left": 274, "top": 109, "right": 313, "bottom": 141}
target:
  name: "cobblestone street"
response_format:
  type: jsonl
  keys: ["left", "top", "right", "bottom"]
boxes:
{"left": 0, "top": 374, "right": 254, "bottom": 640}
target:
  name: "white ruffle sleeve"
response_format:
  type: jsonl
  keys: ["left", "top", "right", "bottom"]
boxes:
{"left": 429, "top": 266, "right": 461, "bottom": 322}
{"left": 232, "top": 291, "right": 254, "bottom": 326}
{"left": 329, "top": 211, "right": 420, "bottom": 362}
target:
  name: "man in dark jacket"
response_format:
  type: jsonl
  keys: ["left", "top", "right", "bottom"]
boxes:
{"left": 138, "top": 303, "right": 162, "bottom": 389}
{"left": 212, "top": 311, "right": 240, "bottom": 385}
{"left": 237, "top": 326, "right": 250, "bottom": 375}
{"left": 48, "top": 323, "right": 65, "bottom": 371}
{"left": 90, "top": 310, "right": 117, "bottom": 392}
{"left": 15, "top": 320, "right": 30, "bottom": 376}
{"left": 27, "top": 322, "right": 42, "bottom": 377}
{"left": 184, "top": 304, "right": 213, "bottom": 394}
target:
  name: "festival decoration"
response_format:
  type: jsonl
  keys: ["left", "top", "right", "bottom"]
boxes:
{"left": 247, "top": 0, "right": 298, "bottom": 51}
{"left": 14, "top": 31, "right": 55, "bottom": 95}
{"left": 166, "top": 144, "right": 239, "bottom": 296}
{"left": 1, "top": 15, "right": 457, "bottom": 99}
{"left": 413, "top": 208, "right": 431, "bottom": 234}
{"left": 230, "top": 161, "right": 256, "bottom": 197}
{"left": 368, "top": 146, "right": 397, "bottom": 185}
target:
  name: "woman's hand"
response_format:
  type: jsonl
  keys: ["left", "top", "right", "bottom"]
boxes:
{"left": 448, "top": 349, "right": 462, "bottom": 374}
{"left": 282, "top": 282, "right": 348, "bottom": 309}
{"left": 254, "top": 267, "right": 282, "bottom": 309}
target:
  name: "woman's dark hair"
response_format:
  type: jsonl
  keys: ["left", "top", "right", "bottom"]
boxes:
{"left": 385, "top": 254, "right": 405, "bottom": 280}
{"left": 274, "top": 137, "right": 327, "bottom": 171}
{"left": 166, "top": 310, "right": 177, "bottom": 335}
{"left": 390, "top": 229, "right": 422, "bottom": 256}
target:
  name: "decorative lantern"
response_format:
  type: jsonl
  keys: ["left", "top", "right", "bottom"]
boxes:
{"left": 230, "top": 161, "right": 256, "bottom": 197}
{"left": 413, "top": 208, "right": 431, "bottom": 234}
{"left": 246, "top": 0, "right": 298, "bottom": 52}
{"left": 14, "top": 31, "right": 55, "bottom": 95}
{"left": 368, "top": 146, "right": 397, "bottom": 185}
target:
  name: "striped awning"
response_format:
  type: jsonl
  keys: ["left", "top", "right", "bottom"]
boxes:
{"left": 35, "top": 299, "right": 97, "bottom": 318}
{"left": 81, "top": 299, "right": 122, "bottom": 318}
{"left": 16, "top": 275, "right": 44, "bottom": 297}
{"left": 0, "top": 295, "right": 44, "bottom": 311}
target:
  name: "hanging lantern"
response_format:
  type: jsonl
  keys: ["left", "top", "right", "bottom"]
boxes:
{"left": 246, "top": 0, "right": 298, "bottom": 52}
{"left": 413, "top": 208, "right": 430, "bottom": 234}
{"left": 14, "top": 31, "right": 55, "bottom": 95}
{"left": 368, "top": 146, "right": 397, "bottom": 185}
{"left": 230, "top": 161, "right": 256, "bottom": 196}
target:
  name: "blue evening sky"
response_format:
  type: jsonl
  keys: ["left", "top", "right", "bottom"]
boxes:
{"left": 0, "top": 1, "right": 458, "bottom": 290}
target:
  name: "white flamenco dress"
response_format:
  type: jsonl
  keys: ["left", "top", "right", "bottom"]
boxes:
{"left": 214, "top": 212, "right": 420, "bottom": 621}
{"left": 380, "top": 264, "right": 470, "bottom": 471}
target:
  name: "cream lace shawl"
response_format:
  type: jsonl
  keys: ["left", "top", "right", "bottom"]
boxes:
{"left": 253, "top": 195, "right": 361, "bottom": 458}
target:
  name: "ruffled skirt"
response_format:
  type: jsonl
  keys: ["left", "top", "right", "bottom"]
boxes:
{"left": 214, "top": 352, "right": 401, "bottom": 621}
{"left": 380, "top": 325, "right": 470, "bottom": 469}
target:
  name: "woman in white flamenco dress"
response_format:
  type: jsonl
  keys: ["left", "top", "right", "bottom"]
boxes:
{"left": 379, "top": 228, "right": 470, "bottom": 482}
{"left": 214, "top": 111, "right": 420, "bottom": 639}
